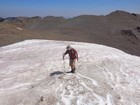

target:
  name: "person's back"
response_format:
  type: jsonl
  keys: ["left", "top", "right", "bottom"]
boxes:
{"left": 65, "top": 48, "right": 77, "bottom": 60}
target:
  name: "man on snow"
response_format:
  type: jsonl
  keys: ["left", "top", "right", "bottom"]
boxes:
{"left": 63, "top": 45, "right": 78, "bottom": 73}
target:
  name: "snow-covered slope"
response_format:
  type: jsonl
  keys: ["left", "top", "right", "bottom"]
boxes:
{"left": 0, "top": 40, "right": 140, "bottom": 105}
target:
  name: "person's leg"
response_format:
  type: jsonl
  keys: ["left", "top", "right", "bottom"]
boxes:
{"left": 69, "top": 59, "right": 73, "bottom": 72}
{"left": 71, "top": 59, "right": 76, "bottom": 73}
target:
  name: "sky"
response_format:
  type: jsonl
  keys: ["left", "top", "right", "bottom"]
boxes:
{"left": 0, "top": 0, "right": 140, "bottom": 18}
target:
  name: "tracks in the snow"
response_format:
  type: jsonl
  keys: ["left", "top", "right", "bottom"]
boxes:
{"left": 55, "top": 72, "right": 111, "bottom": 105}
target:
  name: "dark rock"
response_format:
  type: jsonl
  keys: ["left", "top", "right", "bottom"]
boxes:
{"left": 132, "top": 13, "right": 137, "bottom": 17}
{"left": 28, "top": 16, "right": 41, "bottom": 20}
{"left": 121, "top": 30, "right": 137, "bottom": 38}
{"left": 136, "top": 26, "right": 140, "bottom": 33}
{"left": 121, "top": 30, "right": 139, "bottom": 45}
{"left": 40, "top": 96, "right": 44, "bottom": 102}
{"left": 4, "top": 17, "right": 18, "bottom": 22}
{"left": 0, "top": 17, "right": 4, "bottom": 22}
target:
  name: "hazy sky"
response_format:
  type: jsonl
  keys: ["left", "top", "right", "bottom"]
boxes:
{"left": 0, "top": 0, "right": 140, "bottom": 17}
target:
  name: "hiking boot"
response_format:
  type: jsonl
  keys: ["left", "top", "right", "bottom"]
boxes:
{"left": 71, "top": 70, "right": 75, "bottom": 73}
{"left": 71, "top": 68, "right": 75, "bottom": 73}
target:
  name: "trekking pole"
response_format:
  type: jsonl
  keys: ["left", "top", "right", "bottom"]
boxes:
{"left": 63, "top": 58, "right": 66, "bottom": 74}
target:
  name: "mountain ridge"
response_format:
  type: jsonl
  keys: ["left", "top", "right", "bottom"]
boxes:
{"left": 0, "top": 10, "right": 140, "bottom": 56}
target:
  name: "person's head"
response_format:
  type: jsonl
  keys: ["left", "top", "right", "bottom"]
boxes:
{"left": 66, "top": 45, "right": 72, "bottom": 50}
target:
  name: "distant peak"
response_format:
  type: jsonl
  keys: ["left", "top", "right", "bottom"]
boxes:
{"left": 107, "top": 10, "right": 131, "bottom": 16}
{"left": 106, "top": 10, "right": 139, "bottom": 19}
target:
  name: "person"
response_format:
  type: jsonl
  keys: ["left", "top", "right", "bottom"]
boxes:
{"left": 63, "top": 45, "right": 78, "bottom": 73}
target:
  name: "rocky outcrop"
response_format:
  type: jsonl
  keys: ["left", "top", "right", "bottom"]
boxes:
{"left": 121, "top": 30, "right": 138, "bottom": 38}
{"left": 0, "top": 17, "right": 4, "bottom": 22}
{"left": 136, "top": 26, "right": 140, "bottom": 33}
{"left": 121, "top": 30, "right": 139, "bottom": 45}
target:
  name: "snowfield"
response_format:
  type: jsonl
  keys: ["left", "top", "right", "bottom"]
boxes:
{"left": 0, "top": 40, "right": 140, "bottom": 105}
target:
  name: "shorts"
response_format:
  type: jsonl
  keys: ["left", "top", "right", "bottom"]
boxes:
{"left": 69, "top": 59, "right": 76, "bottom": 67}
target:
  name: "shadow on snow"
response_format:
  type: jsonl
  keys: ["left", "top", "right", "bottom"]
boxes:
{"left": 49, "top": 71, "right": 64, "bottom": 76}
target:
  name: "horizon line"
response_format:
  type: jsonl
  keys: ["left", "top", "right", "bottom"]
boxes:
{"left": 0, "top": 10, "right": 140, "bottom": 18}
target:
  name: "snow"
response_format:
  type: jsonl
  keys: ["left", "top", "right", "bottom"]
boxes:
{"left": 16, "top": 27, "right": 22, "bottom": 31}
{"left": 0, "top": 39, "right": 140, "bottom": 105}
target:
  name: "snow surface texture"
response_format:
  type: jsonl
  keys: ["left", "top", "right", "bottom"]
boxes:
{"left": 0, "top": 40, "right": 140, "bottom": 105}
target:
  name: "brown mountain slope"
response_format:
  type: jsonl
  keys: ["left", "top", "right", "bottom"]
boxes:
{"left": 0, "top": 10, "right": 140, "bottom": 56}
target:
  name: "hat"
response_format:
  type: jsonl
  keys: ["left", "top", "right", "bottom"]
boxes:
{"left": 66, "top": 45, "right": 72, "bottom": 50}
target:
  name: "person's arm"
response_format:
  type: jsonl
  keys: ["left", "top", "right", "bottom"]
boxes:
{"left": 63, "top": 50, "right": 68, "bottom": 60}
{"left": 63, "top": 53, "right": 65, "bottom": 60}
